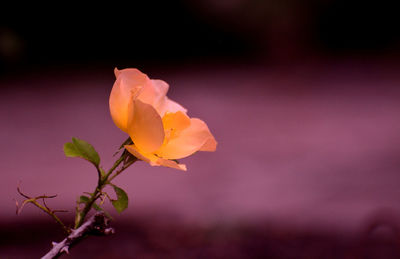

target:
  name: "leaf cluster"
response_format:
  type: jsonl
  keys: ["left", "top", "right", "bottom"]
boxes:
{"left": 64, "top": 137, "right": 130, "bottom": 218}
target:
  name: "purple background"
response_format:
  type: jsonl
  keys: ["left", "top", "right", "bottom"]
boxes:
{"left": 2, "top": 62, "right": 400, "bottom": 233}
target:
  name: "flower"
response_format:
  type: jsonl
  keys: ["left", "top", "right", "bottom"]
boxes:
{"left": 109, "top": 68, "right": 217, "bottom": 171}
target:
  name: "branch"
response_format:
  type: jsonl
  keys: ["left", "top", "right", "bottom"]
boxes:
{"left": 74, "top": 149, "right": 135, "bottom": 228}
{"left": 42, "top": 212, "right": 114, "bottom": 259}
{"left": 16, "top": 185, "right": 69, "bottom": 234}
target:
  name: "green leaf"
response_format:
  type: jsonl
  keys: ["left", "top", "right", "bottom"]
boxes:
{"left": 64, "top": 137, "right": 100, "bottom": 167}
{"left": 111, "top": 185, "right": 129, "bottom": 213}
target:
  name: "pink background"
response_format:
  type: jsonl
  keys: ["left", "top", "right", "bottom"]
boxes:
{"left": 2, "top": 61, "right": 400, "bottom": 236}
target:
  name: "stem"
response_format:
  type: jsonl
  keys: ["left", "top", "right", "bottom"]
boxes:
{"left": 74, "top": 148, "right": 135, "bottom": 228}
{"left": 106, "top": 155, "right": 126, "bottom": 179}
{"left": 30, "top": 199, "right": 70, "bottom": 234}
{"left": 42, "top": 212, "right": 114, "bottom": 259}
{"left": 74, "top": 188, "right": 101, "bottom": 228}
{"left": 108, "top": 156, "right": 137, "bottom": 182}
{"left": 16, "top": 187, "right": 70, "bottom": 234}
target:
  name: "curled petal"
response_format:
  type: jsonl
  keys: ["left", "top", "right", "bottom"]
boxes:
{"left": 125, "top": 144, "right": 186, "bottom": 171}
{"left": 109, "top": 68, "right": 150, "bottom": 132}
{"left": 136, "top": 79, "right": 168, "bottom": 108}
{"left": 149, "top": 79, "right": 169, "bottom": 111}
{"left": 128, "top": 99, "right": 165, "bottom": 153}
{"left": 116, "top": 68, "right": 150, "bottom": 88}
{"left": 148, "top": 79, "right": 187, "bottom": 116}
{"left": 156, "top": 118, "right": 217, "bottom": 160}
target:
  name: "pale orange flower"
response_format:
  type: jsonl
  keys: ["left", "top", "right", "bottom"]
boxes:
{"left": 109, "top": 68, "right": 217, "bottom": 171}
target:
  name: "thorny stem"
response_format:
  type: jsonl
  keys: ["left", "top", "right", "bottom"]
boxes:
{"left": 108, "top": 155, "right": 137, "bottom": 182}
{"left": 42, "top": 212, "right": 114, "bottom": 259}
{"left": 74, "top": 141, "right": 136, "bottom": 229}
{"left": 17, "top": 137, "right": 136, "bottom": 258}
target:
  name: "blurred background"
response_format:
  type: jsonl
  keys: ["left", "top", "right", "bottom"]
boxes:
{"left": 2, "top": 1, "right": 400, "bottom": 258}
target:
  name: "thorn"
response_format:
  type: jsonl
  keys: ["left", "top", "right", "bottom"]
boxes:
{"left": 42, "top": 197, "right": 50, "bottom": 210}
{"left": 14, "top": 199, "right": 19, "bottom": 215}
{"left": 52, "top": 242, "right": 58, "bottom": 247}
{"left": 16, "top": 183, "right": 30, "bottom": 199}
{"left": 61, "top": 246, "right": 69, "bottom": 254}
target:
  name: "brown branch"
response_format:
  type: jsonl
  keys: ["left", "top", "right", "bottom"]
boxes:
{"left": 16, "top": 185, "right": 69, "bottom": 233}
{"left": 41, "top": 212, "right": 114, "bottom": 259}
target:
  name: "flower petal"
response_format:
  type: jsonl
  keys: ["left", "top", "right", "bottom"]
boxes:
{"left": 150, "top": 79, "right": 169, "bottom": 109}
{"left": 127, "top": 99, "right": 165, "bottom": 153}
{"left": 125, "top": 144, "right": 186, "bottom": 171}
{"left": 144, "top": 79, "right": 187, "bottom": 116}
{"left": 157, "top": 158, "right": 187, "bottom": 171}
{"left": 162, "top": 111, "right": 191, "bottom": 133}
{"left": 125, "top": 144, "right": 155, "bottom": 163}
{"left": 158, "top": 97, "right": 187, "bottom": 116}
{"left": 109, "top": 68, "right": 149, "bottom": 132}
{"left": 199, "top": 136, "right": 217, "bottom": 151}
{"left": 156, "top": 118, "right": 217, "bottom": 159}
{"left": 136, "top": 79, "right": 167, "bottom": 107}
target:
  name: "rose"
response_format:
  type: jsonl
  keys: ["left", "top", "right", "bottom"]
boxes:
{"left": 109, "top": 68, "right": 217, "bottom": 171}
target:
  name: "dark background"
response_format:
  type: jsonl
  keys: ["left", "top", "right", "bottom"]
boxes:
{"left": 2, "top": 1, "right": 400, "bottom": 258}
{"left": 1, "top": 0, "right": 399, "bottom": 74}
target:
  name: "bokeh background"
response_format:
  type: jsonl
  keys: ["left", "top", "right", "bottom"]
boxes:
{"left": 2, "top": 1, "right": 400, "bottom": 258}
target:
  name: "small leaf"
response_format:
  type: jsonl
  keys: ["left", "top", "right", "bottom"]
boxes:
{"left": 111, "top": 185, "right": 128, "bottom": 213}
{"left": 64, "top": 137, "right": 100, "bottom": 167}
